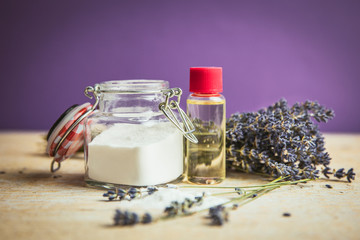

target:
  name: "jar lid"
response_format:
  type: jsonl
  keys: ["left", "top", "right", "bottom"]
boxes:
{"left": 46, "top": 102, "right": 93, "bottom": 172}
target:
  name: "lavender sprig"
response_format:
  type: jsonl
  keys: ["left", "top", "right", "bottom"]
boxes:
{"left": 103, "top": 186, "right": 158, "bottom": 201}
{"left": 108, "top": 177, "right": 312, "bottom": 227}
{"left": 208, "top": 205, "right": 229, "bottom": 225}
{"left": 113, "top": 210, "right": 153, "bottom": 226}
{"left": 163, "top": 193, "right": 205, "bottom": 217}
{"left": 322, "top": 167, "right": 356, "bottom": 182}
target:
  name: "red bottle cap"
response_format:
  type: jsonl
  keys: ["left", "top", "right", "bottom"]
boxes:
{"left": 189, "top": 67, "right": 223, "bottom": 93}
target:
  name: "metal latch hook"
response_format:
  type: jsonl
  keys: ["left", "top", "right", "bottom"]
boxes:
{"left": 159, "top": 88, "right": 198, "bottom": 143}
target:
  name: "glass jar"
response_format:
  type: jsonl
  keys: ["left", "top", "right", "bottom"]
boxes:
{"left": 83, "top": 80, "right": 193, "bottom": 189}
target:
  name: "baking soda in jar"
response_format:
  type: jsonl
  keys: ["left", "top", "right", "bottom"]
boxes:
{"left": 86, "top": 122, "right": 183, "bottom": 186}
{"left": 83, "top": 80, "right": 197, "bottom": 188}
{"left": 46, "top": 79, "right": 197, "bottom": 189}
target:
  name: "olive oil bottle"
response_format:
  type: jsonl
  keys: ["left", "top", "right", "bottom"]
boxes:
{"left": 186, "top": 67, "right": 226, "bottom": 184}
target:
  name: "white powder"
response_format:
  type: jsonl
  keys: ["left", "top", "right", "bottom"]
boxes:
{"left": 117, "top": 187, "right": 228, "bottom": 217}
{"left": 87, "top": 122, "right": 183, "bottom": 186}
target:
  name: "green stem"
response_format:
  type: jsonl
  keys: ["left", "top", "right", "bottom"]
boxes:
{"left": 180, "top": 178, "right": 310, "bottom": 190}
{"left": 155, "top": 177, "right": 310, "bottom": 224}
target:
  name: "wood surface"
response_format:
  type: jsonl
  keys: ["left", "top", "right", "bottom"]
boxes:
{"left": 0, "top": 132, "right": 359, "bottom": 240}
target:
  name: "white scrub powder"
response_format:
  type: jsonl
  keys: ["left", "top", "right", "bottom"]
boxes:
{"left": 116, "top": 187, "right": 228, "bottom": 217}
{"left": 87, "top": 122, "right": 183, "bottom": 186}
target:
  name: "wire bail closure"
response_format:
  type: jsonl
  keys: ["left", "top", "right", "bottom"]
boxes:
{"left": 159, "top": 88, "right": 198, "bottom": 143}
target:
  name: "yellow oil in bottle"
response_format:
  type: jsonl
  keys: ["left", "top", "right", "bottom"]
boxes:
{"left": 185, "top": 98, "right": 226, "bottom": 184}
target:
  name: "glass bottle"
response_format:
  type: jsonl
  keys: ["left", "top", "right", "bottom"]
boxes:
{"left": 186, "top": 67, "right": 226, "bottom": 184}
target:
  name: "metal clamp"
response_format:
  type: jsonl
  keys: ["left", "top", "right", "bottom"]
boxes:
{"left": 159, "top": 88, "right": 198, "bottom": 143}
{"left": 50, "top": 160, "right": 61, "bottom": 173}
{"left": 84, "top": 84, "right": 101, "bottom": 103}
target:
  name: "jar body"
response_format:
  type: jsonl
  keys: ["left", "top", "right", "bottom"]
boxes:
{"left": 84, "top": 80, "right": 184, "bottom": 188}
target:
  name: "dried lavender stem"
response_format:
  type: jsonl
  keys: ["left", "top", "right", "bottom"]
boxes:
{"left": 110, "top": 177, "right": 313, "bottom": 226}
{"left": 180, "top": 178, "right": 309, "bottom": 190}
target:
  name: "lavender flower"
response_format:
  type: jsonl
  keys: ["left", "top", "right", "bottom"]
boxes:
{"left": 226, "top": 99, "right": 355, "bottom": 182}
{"left": 103, "top": 186, "right": 158, "bottom": 201}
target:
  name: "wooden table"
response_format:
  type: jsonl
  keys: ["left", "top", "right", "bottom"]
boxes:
{"left": 0, "top": 132, "right": 359, "bottom": 240}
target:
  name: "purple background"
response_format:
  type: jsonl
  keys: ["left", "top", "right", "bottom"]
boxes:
{"left": 1, "top": 0, "right": 360, "bottom": 132}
